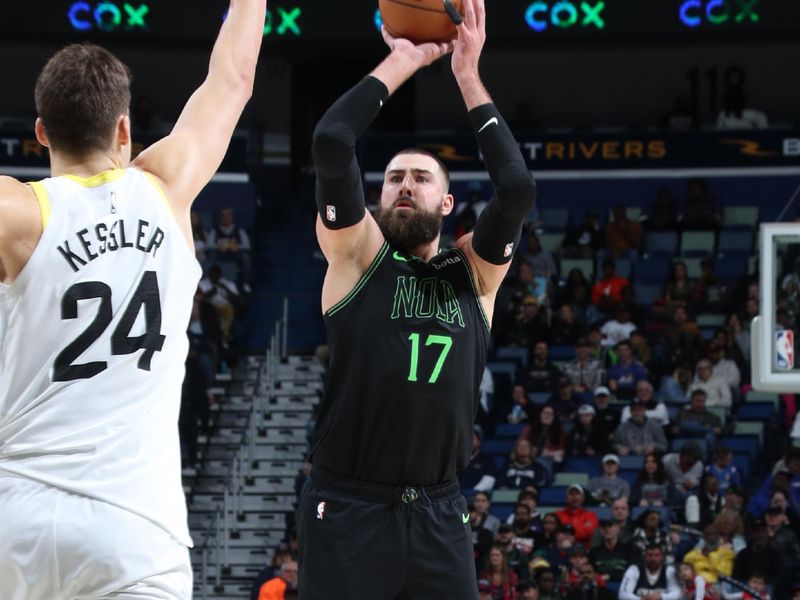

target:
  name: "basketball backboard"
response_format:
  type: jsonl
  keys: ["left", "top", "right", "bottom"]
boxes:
{"left": 752, "top": 223, "right": 800, "bottom": 392}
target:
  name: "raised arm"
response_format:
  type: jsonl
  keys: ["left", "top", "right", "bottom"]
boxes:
{"left": 453, "top": 0, "right": 537, "bottom": 300}
{"left": 313, "top": 29, "right": 453, "bottom": 273}
{"left": 132, "top": 0, "right": 266, "bottom": 211}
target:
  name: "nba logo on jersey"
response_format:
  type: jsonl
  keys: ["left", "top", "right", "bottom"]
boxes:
{"left": 503, "top": 243, "right": 513, "bottom": 258}
{"left": 326, "top": 205, "right": 336, "bottom": 222}
{"left": 776, "top": 330, "right": 795, "bottom": 370}
{"left": 316, "top": 501, "right": 327, "bottom": 520}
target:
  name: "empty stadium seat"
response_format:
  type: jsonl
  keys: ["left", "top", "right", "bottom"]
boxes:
{"left": 696, "top": 314, "right": 726, "bottom": 328}
{"left": 619, "top": 455, "right": 645, "bottom": 470}
{"left": 718, "top": 230, "right": 754, "bottom": 255}
{"left": 491, "top": 489, "right": 524, "bottom": 504}
{"left": 720, "top": 436, "right": 759, "bottom": 461}
{"left": 540, "top": 208, "right": 571, "bottom": 231}
{"left": 681, "top": 231, "right": 716, "bottom": 256}
{"left": 494, "top": 423, "right": 526, "bottom": 439}
{"left": 550, "top": 345, "right": 577, "bottom": 361}
{"left": 482, "top": 439, "right": 514, "bottom": 456}
{"left": 715, "top": 256, "right": 748, "bottom": 282}
{"left": 538, "top": 486, "right": 568, "bottom": 505}
{"left": 494, "top": 347, "right": 529, "bottom": 367}
{"left": 553, "top": 472, "right": 590, "bottom": 487}
{"left": 723, "top": 206, "right": 759, "bottom": 227}
{"left": 644, "top": 231, "right": 679, "bottom": 256}
{"left": 682, "top": 257, "right": 704, "bottom": 279}
{"left": 633, "top": 256, "right": 670, "bottom": 283}
{"left": 633, "top": 283, "right": 662, "bottom": 306}
{"left": 595, "top": 256, "right": 633, "bottom": 279}
{"left": 565, "top": 457, "right": 602, "bottom": 477}
{"left": 734, "top": 421, "right": 764, "bottom": 444}
{"left": 539, "top": 232, "right": 564, "bottom": 254}
{"left": 737, "top": 403, "right": 775, "bottom": 422}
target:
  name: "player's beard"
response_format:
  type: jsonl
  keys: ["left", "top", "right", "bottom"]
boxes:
{"left": 377, "top": 199, "right": 443, "bottom": 255}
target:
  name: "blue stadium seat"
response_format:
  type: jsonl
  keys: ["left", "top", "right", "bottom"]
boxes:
{"left": 594, "top": 506, "right": 613, "bottom": 522}
{"left": 539, "top": 232, "right": 564, "bottom": 254}
{"left": 633, "top": 283, "right": 663, "bottom": 306}
{"left": 494, "top": 347, "right": 529, "bottom": 367}
{"left": 718, "top": 230, "right": 753, "bottom": 255}
{"left": 737, "top": 402, "right": 775, "bottom": 422}
{"left": 530, "top": 392, "right": 550, "bottom": 406}
{"left": 619, "top": 469, "right": 639, "bottom": 486}
{"left": 565, "top": 457, "right": 602, "bottom": 477}
{"left": 715, "top": 256, "right": 748, "bottom": 283}
{"left": 492, "top": 503, "right": 515, "bottom": 522}
{"left": 720, "top": 436, "right": 759, "bottom": 461}
{"left": 633, "top": 256, "right": 670, "bottom": 283}
{"left": 722, "top": 206, "right": 759, "bottom": 227}
{"left": 539, "top": 486, "right": 568, "bottom": 505}
{"left": 619, "top": 455, "right": 645, "bottom": 470}
{"left": 495, "top": 423, "right": 526, "bottom": 439}
{"left": 595, "top": 256, "right": 633, "bottom": 280}
{"left": 550, "top": 345, "right": 577, "bottom": 361}
{"left": 732, "top": 452, "right": 751, "bottom": 481}
{"left": 644, "top": 231, "right": 678, "bottom": 256}
{"left": 487, "top": 361, "right": 518, "bottom": 380}
{"left": 680, "top": 231, "right": 716, "bottom": 256}
{"left": 482, "top": 439, "right": 514, "bottom": 456}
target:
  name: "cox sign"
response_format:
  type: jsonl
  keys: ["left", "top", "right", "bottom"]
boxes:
{"left": 525, "top": 1, "right": 606, "bottom": 32}
{"left": 679, "top": 0, "right": 760, "bottom": 28}
{"left": 68, "top": 2, "right": 149, "bottom": 32}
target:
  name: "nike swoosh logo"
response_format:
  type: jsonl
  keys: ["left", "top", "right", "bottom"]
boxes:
{"left": 393, "top": 251, "right": 410, "bottom": 262}
{"left": 478, "top": 117, "right": 498, "bottom": 133}
{"left": 462, "top": 513, "right": 470, "bottom": 524}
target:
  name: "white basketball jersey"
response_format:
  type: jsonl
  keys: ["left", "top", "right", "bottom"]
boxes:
{"left": 0, "top": 168, "right": 201, "bottom": 546}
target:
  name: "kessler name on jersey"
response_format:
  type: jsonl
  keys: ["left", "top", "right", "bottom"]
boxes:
{"left": 57, "top": 218, "right": 166, "bottom": 272}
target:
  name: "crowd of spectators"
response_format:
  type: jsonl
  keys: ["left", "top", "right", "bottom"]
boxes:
{"left": 180, "top": 206, "right": 253, "bottom": 469}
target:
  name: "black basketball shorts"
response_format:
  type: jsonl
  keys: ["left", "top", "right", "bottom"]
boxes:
{"left": 297, "top": 467, "right": 478, "bottom": 600}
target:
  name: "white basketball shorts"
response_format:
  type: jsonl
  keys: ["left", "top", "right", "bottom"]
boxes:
{"left": 0, "top": 473, "right": 192, "bottom": 600}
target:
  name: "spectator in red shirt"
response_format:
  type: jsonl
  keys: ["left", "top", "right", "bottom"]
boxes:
{"left": 480, "top": 544, "right": 520, "bottom": 600}
{"left": 605, "top": 204, "right": 644, "bottom": 258}
{"left": 591, "top": 259, "right": 630, "bottom": 315}
{"left": 556, "top": 484, "right": 599, "bottom": 547}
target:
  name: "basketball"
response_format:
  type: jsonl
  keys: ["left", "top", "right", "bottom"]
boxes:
{"left": 379, "top": 0, "right": 464, "bottom": 44}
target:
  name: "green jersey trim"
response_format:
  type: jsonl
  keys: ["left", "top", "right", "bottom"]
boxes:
{"left": 452, "top": 248, "right": 491, "bottom": 334}
{"left": 326, "top": 242, "right": 390, "bottom": 317}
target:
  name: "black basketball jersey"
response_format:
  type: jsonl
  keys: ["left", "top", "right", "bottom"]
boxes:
{"left": 309, "top": 242, "right": 491, "bottom": 486}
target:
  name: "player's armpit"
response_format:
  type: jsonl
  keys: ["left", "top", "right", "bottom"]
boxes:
{"left": 0, "top": 177, "right": 45, "bottom": 283}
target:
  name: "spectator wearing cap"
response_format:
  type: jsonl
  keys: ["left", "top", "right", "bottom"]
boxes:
{"left": 683, "top": 524, "right": 734, "bottom": 584}
{"left": 564, "top": 338, "right": 606, "bottom": 393}
{"left": 567, "top": 404, "right": 610, "bottom": 457}
{"left": 672, "top": 390, "right": 722, "bottom": 460}
{"left": 688, "top": 359, "right": 732, "bottom": 408}
{"left": 497, "top": 523, "right": 530, "bottom": 581}
{"left": 765, "top": 504, "right": 800, "bottom": 597}
{"left": 732, "top": 519, "right": 780, "bottom": 588}
{"left": 556, "top": 484, "right": 600, "bottom": 546}
{"left": 505, "top": 488, "right": 544, "bottom": 534}
{"left": 533, "top": 522, "right": 576, "bottom": 573}
{"left": 592, "top": 386, "right": 620, "bottom": 444}
{"left": 607, "top": 341, "right": 649, "bottom": 400}
{"left": 566, "top": 560, "right": 615, "bottom": 600}
{"left": 600, "top": 304, "right": 638, "bottom": 348}
{"left": 550, "top": 304, "right": 584, "bottom": 347}
{"left": 498, "top": 438, "right": 550, "bottom": 490}
{"left": 589, "top": 518, "right": 637, "bottom": 583}
{"left": 519, "top": 405, "right": 566, "bottom": 464}
{"left": 621, "top": 380, "right": 670, "bottom": 427}
{"left": 480, "top": 543, "right": 521, "bottom": 600}
{"left": 461, "top": 425, "right": 498, "bottom": 492}
{"left": 547, "top": 377, "right": 582, "bottom": 424}
{"left": 587, "top": 454, "right": 631, "bottom": 506}
{"left": 257, "top": 560, "right": 297, "bottom": 600}
{"left": 612, "top": 398, "right": 668, "bottom": 456}
{"left": 592, "top": 258, "right": 631, "bottom": 314}
{"left": 524, "top": 342, "right": 563, "bottom": 394}
{"left": 632, "top": 452, "right": 674, "bottom": 508}
{"left": 663, "top": 442, "right": 704, "bottom": 500}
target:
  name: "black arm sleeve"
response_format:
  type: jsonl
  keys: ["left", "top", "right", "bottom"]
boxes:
{"left": 469, "top": 103, "right": 537, "bottom": 264}
{"left": 312, "top": 76, "right": 389, "bottom": 230}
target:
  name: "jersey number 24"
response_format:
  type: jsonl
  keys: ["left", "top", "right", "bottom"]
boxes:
{"left": 53, "top": 271, "right": 165, "bottom": 382}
